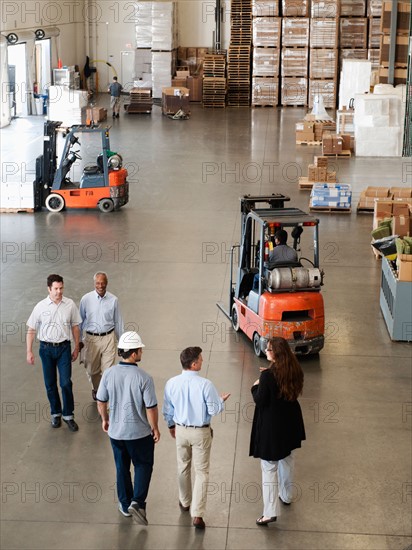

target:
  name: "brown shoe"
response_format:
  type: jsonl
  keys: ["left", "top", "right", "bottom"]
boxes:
{"left": 193, "top": 517, "right": 205, "bottom": 529}
{"left": 179, "top": 501, "right": 190, "bottom": 512}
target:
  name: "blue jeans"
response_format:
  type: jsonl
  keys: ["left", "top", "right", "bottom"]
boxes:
{"left": 110, "top": 435, "right": 154, "bottom": 511}
{"left": 39, "top": 341, "right": 74, "bottom": 419}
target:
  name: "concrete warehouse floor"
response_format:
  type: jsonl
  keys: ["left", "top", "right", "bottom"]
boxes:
{"left": 1, "top": 103, "right": 411, "bottom": 550}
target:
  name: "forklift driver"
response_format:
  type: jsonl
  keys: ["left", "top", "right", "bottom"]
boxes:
{"left": 252, "top": 230, "right": 298, "bottom": 292}
{"left": 268, "top": 230, "right": 298, "bottom": 268}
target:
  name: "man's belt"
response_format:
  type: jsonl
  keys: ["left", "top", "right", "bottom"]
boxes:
{"left": 86, "top": 329, "right": 114, "bottom": 337}
{"left": 40, "top": 340, "right": 70, "bottom": 347}
{"left": 176, "top": 423, "right": 210, "bottom": 428}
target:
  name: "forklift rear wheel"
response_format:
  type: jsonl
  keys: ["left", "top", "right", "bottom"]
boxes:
{"left": 253, "top": 332, "right": 264, "bottom": 357}
{"left": 98, "top": 199, "right": 114, "bottom": 213}
{"left": 231, "top": 304, "right": 240, "bottom": 332}
{"left": 45, "top": 193, "right": 65, "bottom": 212}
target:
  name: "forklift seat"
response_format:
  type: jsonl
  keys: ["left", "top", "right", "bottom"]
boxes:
{"left": 239, "top": 269, "right": 258, "bottom": 298}
{"left": 83, "top": 164, "right": 101, "bottom": 175}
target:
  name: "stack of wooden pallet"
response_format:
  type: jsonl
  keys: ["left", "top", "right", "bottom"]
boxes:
{"left": 126, "top": 88, "right": 153, "bottom": 114}
{"left": 202, "top": 53, "right": 227, "bottom": 108}
{"left": 228, "top": 0, "right": 252, "bottom": 106}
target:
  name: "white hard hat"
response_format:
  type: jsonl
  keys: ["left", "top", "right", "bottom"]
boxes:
{"left": 118, "top": 331, "right": 145, "bottom": 350}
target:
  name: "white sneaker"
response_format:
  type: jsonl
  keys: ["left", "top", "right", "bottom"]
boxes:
{"left": 118, "top": 503, "right": 132, "bottom": 517}
{"left": 128, "top": 501, "right": 148, "bottom": 525}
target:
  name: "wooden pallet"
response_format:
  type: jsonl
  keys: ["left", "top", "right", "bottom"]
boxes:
{"left": 322, "top": 150, "right": 351, "bottom": 158}
{"left": 0, "top": 207, "right": 35, "bottom": 213}
{"left": 356, "top": 206, "right": 374, "bottom": 214}
{"left": 296, "top": 140, "right": 322, "bottom": 146}
{"left": 309, "top": 205, "right": 351, "bottom": 214}
{"left": 299, "top": 177, "right": 315, "bottom": 190}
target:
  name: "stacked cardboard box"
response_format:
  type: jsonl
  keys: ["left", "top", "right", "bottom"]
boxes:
{"left": 177, "top": 47, "right": 208, "bottom": 76}
{"left": 310, "top": 184, "right": 352, "bottom": 209}
{"left": 282, "top": 0, "right": 309, "bottom": 17}
{"left": 252, "top": 10, "right": 280, "bottom": 106}
{"left": 308, "top": 80, "right": 336, "bottom": 108}
{"left": 322, "top": 132, "right": 351, "bottom": 155}
{"left": 309, "top": 49, "right": 338, "bottom": 79}
{"left": 307, "top": 156, "right": 337, "bottom": 182}
{"left": 281, "top": 77, "right": 308, "bottom": 106}
{"left": 397, "top": 254, "right": 412, "bottom": 282}
{"left": 281, "top": 48, "right": 309, "bottom": 77}
{"left": 311, "top": 0, "right": 340, "bottom": 18}
{"left": 282, "top": 18, "right": 310, "bottom": 46}
{"left": 340, "top": 18, "right": 368, "bottom": 49}
{"left": 358, "top": 186, "right": 412, "bottom": 212}
{"left": 296, "top": 120, "right": 315, "bottom": 142}
{"left": 341, "top": 0, "right": 366, "bottom": 16}
{"left": 367, "top": 0, "right": 382, "bottom": 17}
{"left": 378, "top": 1, "right": 410, "bottom": 85}
{"left": 252, "top": 0, "right": 279, "bottom": 16}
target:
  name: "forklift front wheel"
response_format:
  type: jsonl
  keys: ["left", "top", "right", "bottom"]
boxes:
{"left": 253, "top": 332, "right": 264, "bottom": 357}
{"left": 45, "top": 193, "right": 65, "bottom": 212}
{"left": 231, "top": 304, "right": 240, "bottom": 332}
{"left": 98, "top": 199, "right": 114, "bottom": 213}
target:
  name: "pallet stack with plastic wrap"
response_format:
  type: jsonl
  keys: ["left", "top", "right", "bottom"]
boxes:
{"left": 280, "top": 0, "right": 309, "bottom": 106}
{"left": 378, "top": 0, "right": 410, "bottom": 85}
{"left": 339, "top": 0, "right": 368, "bottom": 72}
{"left": 251, "top": 0, "right": 280, "bottom": 106}
{"left": 309, "top": 0, "right": 339, "bottom": 109}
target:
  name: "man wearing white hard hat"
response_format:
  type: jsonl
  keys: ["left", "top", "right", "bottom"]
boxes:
{"left": 97, "top": 331, "right": 160, "bottom": 525}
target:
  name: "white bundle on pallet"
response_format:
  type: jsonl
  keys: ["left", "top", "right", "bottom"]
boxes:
{"left": 338, "top": 59, "right": 371, "bottom": 110}
{"left": 135, "top": 2, "right": 152, "bottom": 48}
{"left": 354, "top": 93, "right": 403, "bottom": 156}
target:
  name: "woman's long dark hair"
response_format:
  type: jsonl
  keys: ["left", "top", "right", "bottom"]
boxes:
{"left": 267, "top": 337, "right": 304, "bottom": 401}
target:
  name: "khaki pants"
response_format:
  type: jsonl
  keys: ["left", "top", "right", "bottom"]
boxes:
{"left": 83, "top": 332, "right": 116, "bottom": 391}
{"left": 175, "top": 425, "right": 212, "bottom": 518}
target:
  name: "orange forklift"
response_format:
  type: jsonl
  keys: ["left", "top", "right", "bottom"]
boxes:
{"left": 217, "top": 195, "right": 325, "bottom": 356}
{"left": 33, "top": 121, "right": 128, "bottom": 212}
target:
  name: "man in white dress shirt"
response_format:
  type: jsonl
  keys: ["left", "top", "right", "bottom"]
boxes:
{"left": 79, "top": 272, "right": 124, "bottom": 400}
{"left": 26, "top": 274, "right": 81, "bottom": 432}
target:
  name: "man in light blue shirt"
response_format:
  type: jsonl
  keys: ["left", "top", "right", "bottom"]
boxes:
{"left": 79, "top": 272, "right": 124, "bottom": 400}
{"left": 163, "top": 346, "right": 230, "bottom": 530}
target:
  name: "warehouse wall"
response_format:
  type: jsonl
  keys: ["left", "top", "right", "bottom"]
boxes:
{"left": 1, "top": 0, "right": 230, "bottom": 93}
{"left": 0, "top": 0, "right": 85, "bottom": 67}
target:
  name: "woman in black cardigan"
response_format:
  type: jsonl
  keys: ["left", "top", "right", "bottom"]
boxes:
{"left": 250, "top": 337, "right": 306, "bottom": 526}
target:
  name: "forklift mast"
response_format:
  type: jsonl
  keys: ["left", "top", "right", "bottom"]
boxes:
{"left": 33, "top": 121, "right": 62, "bottom": 210}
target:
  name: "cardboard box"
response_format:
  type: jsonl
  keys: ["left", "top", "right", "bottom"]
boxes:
{"left": 314, "top": 156, "right": 328, "bottom": 167}
{"left": 322, "top": 133, "right": 333, "bottom": 154}
{"left": 341, "top": 134, "right": 351, "bottom": 150}
{"left": 397, "top": 254, "right": 412, "bottom": 282}
{"left": 365, "top": 186, "right": 391, "bottom": 198}
{"left": 86, "top": 107, "right": 107, "bottom": 122}
{"left": 391, "top": 187, "right": 412, "bottom": 199}
{"left": 186, "top": 76, "right": 202, "bottom": 102}
{"left": 392, "top": 202, "right": 411, "bottom": 216}
{"left": 332, "top": 135, "right": 343, "bottom": 153}
{"left": 161, "top": 87, "right": 190, "bottom": 115}
{"left": 172, "top": 78, "right": 187, "bottom": 87}
{"left": 375, "top": 200, "right": 393, "bottom": 217}
{"left": 326, "top": 171, "right": 337, "bottom": 182}
{"left": 392, "top": 215, "right": 411, "bottom": 237}
{"left": 176, "top": 69, "right": 190, "bottom": 78}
